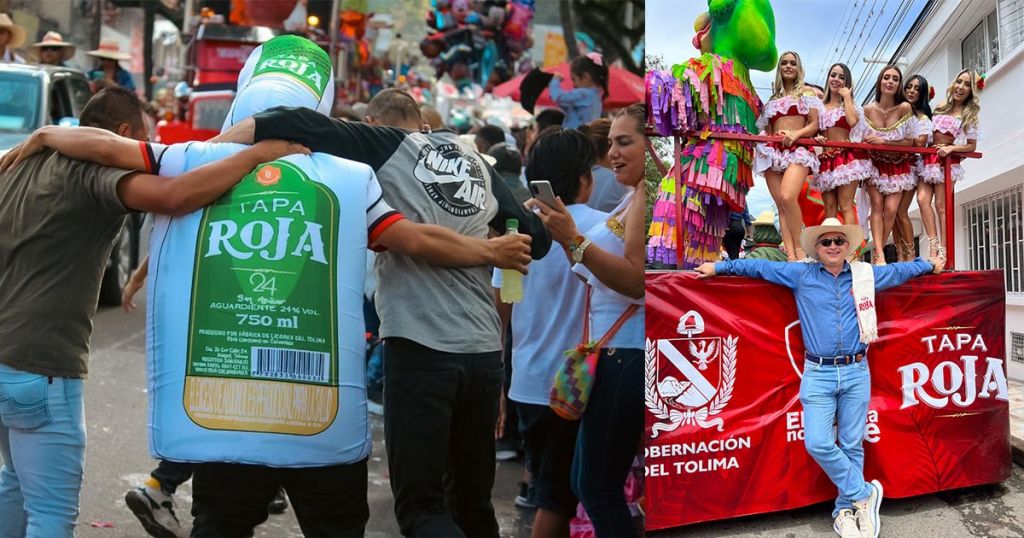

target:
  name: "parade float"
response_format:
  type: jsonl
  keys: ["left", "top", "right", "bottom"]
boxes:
{"left": 643, "top": 0, "right": 1006, "bottom": 531}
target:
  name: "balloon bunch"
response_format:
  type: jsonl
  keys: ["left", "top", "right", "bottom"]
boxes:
{"left": 420, "top": 0, "right": 535, "bottom": 92}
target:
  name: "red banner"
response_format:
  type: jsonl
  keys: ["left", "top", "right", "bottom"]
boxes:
{"left": 644, "top": 270, "right": 1011, "bottom": 531}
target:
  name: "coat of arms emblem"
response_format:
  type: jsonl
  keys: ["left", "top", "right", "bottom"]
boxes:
{"left": 646, "top": 310, "right": 737, "bottom": 438}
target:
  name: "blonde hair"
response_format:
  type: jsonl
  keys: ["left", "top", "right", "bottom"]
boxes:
{"left": 933, "top": 69, "right": 981, "bottom": 132}
{"left": 771, "top": 51, "right": 806, "bottom": 99}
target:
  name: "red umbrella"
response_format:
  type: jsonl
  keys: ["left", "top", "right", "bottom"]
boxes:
{"left": 493, "top": 62, "right": 645, "bottom": 110}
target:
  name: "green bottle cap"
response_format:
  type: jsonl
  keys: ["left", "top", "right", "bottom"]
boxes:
{"left": 506, "top": 218, "right": 518, "bottom": 230}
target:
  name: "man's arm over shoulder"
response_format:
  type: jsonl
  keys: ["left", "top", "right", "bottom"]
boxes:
{"left": 0, "top": 126, "right": 152, "bottom": 173}
{"left": 376, "top": 220, "right": 531, "bottom": 273}
{"left": 714, "top": 258, "right": 802, "bottom": 289}
{"left": 252, "top": 106, "right": 403, "bottom": 171}
{"left": 362, "top": 169, "right": 531, "bottom": 272}
{"left": 873, "top": 258, "right": 934, "bottom": 291}
{"left": 117, "top": 140, "right": 308, "bottom": 215}
{"left": 485, "top": 161, "right": 551, "bottom": 260}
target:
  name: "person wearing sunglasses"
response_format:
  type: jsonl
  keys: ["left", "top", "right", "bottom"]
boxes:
{"left": 31, "top": 31, "right": 76, "bottom": 67}
{"left": 695, "top": 217, "right": 943, "bottom": 538}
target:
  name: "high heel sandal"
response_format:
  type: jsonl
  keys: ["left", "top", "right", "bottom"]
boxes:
{"left": 872, "top": 251, "right": 887, "bottom": 266}
{"left": 928, "top": 236, "right": 947, "bottom": 265}
{"left": 900, "top": 240, "right": 916, "bottom": 262}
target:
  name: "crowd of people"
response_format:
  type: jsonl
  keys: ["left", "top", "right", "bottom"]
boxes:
{"left": 0, "top": 29, "right": 644, "bottom": 538}
{"left": 751, "top": 50, "right": 981, "bottom": 265}
{"left": 0, "top": 16, "right": 138, "bottom": 93}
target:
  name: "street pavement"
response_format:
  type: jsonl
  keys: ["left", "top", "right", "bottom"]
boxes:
{"left": 76, "top": 299, "right": 534, "bottom": 538}
{"left": 652, "top": 459, "right": 1024, "bottom": 537}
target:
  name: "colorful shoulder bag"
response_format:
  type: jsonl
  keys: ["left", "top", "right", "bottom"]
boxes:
{"left": 550, "top": 286, "right": 640, "bottom": 420}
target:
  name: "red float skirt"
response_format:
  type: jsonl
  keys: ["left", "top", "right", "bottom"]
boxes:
{"left": 918, "top": 143, "right": 965, "bottom": 184}
{"left": 814, "top": 146, "right": 874, "bottom": 191}
{"left": 869, "top": 150, "right": 916, "bottom": 195}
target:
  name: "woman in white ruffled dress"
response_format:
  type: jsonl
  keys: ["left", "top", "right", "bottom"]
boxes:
{"left": 813, "top": 63, "right": 873, "bottom": 228}
{"left": 917, "top": 69, "right": 982, "bottom": 260}
{"left": 862, "top": 65, "right": 918, "bottom": 265}
{"left": 754, "top": 51, "right": 822, "bottom": 261}
{"left": 896, "top": 75, "right": 933, "bottom": 262}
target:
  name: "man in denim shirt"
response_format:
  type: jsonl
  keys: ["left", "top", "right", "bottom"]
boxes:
{"left": 696, "top": 218, "right": 943, "bottom": 538}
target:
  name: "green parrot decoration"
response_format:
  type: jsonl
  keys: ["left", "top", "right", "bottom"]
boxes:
{"left": 694, "top": 0, "right": 778, "bottom": 80}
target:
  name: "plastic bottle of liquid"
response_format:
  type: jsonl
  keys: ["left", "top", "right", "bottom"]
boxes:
{"left": 500, "top": 218, "right": 523, "bottom": 303}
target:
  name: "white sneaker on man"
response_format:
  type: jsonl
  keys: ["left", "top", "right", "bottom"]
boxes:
{"left": 833, "top": 508, "right": 860, "bottom": 538}
{"left": 125, "top": 486, "right": 185, "bottom": 538}
{"left": 852, "top": 479, "right": 883, "bottom": 538}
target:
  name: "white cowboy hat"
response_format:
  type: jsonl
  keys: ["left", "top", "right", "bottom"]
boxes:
{"left": 86, "top": 39, "right": 131, "bottom": 61}
{"left": 752, "top": 210, "right": 776, "bottom": 226}
{"left": 800, "top": 217, "right": 863, "bottom": 260}
{"left": 0, "top": 14, "right": 27, "bottom": 49}
{"left": 32, "top": 31, "right": 76, "bottom": 61}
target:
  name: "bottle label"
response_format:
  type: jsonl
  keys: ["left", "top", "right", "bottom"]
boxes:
{"left": 184, "top": 160, "right": 339, "bottom": 435}
{"left": 251, "top": 35, "right": 331, "bottom": 99}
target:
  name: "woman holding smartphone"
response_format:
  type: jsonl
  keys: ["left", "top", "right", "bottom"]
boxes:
{"left": 526, "top": 103, "right": 645, "bottom": 537}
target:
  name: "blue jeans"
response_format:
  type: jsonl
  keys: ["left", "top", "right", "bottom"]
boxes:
{"left": 571, "top": 348, "right": 642, "bottom": 537}
{"left": 799, "top": 359, "right": 872, "bottom": 517}
{"left": 0, "top": 363, "right": 86, "bottom": 538}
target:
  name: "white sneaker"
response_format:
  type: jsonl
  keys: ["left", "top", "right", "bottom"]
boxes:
{"left": 833, "top": 508, "right": 860, "bottom": 538}
{"left": 125, "top": 486, "right": 185, "bottom": 538}
{"left": 852, "top": 479, "right": 883, "bottom": 538}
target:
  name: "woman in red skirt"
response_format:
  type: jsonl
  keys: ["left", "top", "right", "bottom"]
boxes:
{"left": 862, "top": 65, "right": 918, "bottom": 265}
{"left": 814, "top": 63, "right": 873, "bottom": 228}
{"left": 917, "top": 69, "right": 981, "bottom": 260}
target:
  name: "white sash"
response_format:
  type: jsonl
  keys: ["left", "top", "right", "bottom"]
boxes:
{"left": 849, "top": 261, "right": 878, "bottom": 344}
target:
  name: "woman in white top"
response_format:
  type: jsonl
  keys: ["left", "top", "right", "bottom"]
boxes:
{"left": 862, "top": 65, "right": 918, "bottom": 265}
{"left": 527, "top": 104, "right": 644, "bottom": 537}
{"left": 754, "top": 51, "right": 822, "bottom": 261}
{"left": 813, "top": 63, "right": 872, "bottom": 226}
{"left": 917, "top": 70, "right": 981, "bottom": 261}
{"left": 896, "top": 75, "right": 933, "bottom": 262}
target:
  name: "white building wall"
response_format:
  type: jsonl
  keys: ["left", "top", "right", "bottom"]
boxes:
{"left": 903, "top": 0, "right": 1024, "bottom": 380}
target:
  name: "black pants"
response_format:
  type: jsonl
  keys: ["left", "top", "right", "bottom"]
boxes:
{"left": 190, "top": 460, "right": 369, "bottom": 538}
{"left": 571, "top": 348, "right": 643, "bottom": 537}
{"left": 383, "top": 338, "right": 503, "bottom": 538}
{"left": 152, "top": 460, "right": 193, "bottom": 495}
{"left": 517, "top": 403, "right": 579, "bottom": 516}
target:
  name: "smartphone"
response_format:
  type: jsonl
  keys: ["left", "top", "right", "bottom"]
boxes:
{"left": 529, "top": 180, "right": 558, "bottom": 208}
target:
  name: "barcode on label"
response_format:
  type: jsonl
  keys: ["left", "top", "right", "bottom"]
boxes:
{"left": 250, "top": 347, "right": 330, "bottom": 383}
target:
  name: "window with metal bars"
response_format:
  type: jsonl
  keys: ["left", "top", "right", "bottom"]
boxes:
{"left": 1012, "top": 332, "right": 1024, "bottom": 364}
{"left": 1000, "top": 0, "right": 1024, "bottom": 61}
{"left": 962, "top": 11, "right": 1000, "bottom": 72}
{"left": 964, "top": 184, "right": 1024, "bottom": 295}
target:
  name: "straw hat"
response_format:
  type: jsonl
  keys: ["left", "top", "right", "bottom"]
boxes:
{"left": 0, "top": 14, "right": 27, "bottom": 49}
{"left": 752, "top": 210, "right": 776, "bottom": 227}
{"left": 86, "top": 39, "right": 131, "bottom": 61}
{"left": 32, "top": 31, "right": 75, "bottom": 61}
{"left": 800, "top": 217, "right": 863, "bottom": 260}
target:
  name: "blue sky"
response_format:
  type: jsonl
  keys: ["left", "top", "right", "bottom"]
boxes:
{"left": 647, "top": 0, "right": 928, "bottom": 216}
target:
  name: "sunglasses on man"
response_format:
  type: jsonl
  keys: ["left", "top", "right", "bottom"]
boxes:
{"left": 41, "top": 47, "right": 63, "bottom": 52}
{"left": 817, "top": 237, "right": 848, "bottom": 247}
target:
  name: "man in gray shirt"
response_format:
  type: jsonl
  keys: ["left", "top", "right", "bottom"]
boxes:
{"left": 218, "top": 89, "right": 551, "bottom": 537}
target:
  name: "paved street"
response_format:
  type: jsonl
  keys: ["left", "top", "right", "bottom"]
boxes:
{"left": 652, "top": 463, "right": 1024, "bottom": 537}
{"left": 76, "top": 298, "right": 533, "bottom": 538}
